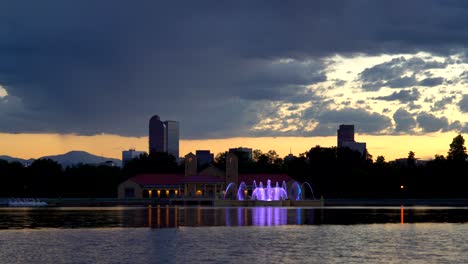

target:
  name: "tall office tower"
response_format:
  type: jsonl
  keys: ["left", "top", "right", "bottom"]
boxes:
{"left": 148, "top": 115, "right": 180, "bottom": 160}
{"left": 164, "top": 120, "right": 179, "bottom": 160}
{"left": 337, "top": 124, "right": 367, "bottom": 156}
{"left": 149, "top": 115, "right": 166, "bottom": 154}
{"left": 337, "top": 124, "right": 355, "bottom": 148}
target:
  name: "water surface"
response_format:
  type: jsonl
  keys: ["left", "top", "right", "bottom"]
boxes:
{"left": 0, "top": 206, "right": 467, "bottom": 263}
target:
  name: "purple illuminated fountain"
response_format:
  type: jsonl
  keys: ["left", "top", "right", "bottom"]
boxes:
{"left": 251, "top": 180, "right": 288, "bottom": 201}
{"left": 224, "top": 179, "right": 314, "bottom": 201}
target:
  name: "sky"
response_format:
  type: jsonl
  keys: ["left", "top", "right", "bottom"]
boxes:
{"left": 0, "top": 0, "right": 467, "bottom": 161}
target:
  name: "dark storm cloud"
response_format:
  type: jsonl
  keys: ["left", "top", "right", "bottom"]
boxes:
{"left": 1, "top": 0, "right": 468, "bottom": 138}
{"left": 393, "top": 108, "right": 417, "bottom": 133}
{"left": 234, "top": 59, "right": 327, "bottom": 102}
{"left": 373, "top": 88, "right": 421, "bottom": 103}
{"left": 416, "top": 112, "right": 450, "bottom": 133}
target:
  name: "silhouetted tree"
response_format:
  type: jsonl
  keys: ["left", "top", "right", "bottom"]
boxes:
{"left": 64, "top": 164, "right": 123, "bottom": 197}
{"left": 375, "top": 155, "right": 386, "bottom": 166}
{"left": 0, "top": 160, "right": 26, "bottom": 196}
{"left": 122, "top": 152, "right": 180, "bottom": 176}
{"left": 213, "top": 151, "right": 227, "bottom": 169}
{"left": 447, "top": 134, "right": 467, "bottom": 162}
{"left": 407, "top": 151, "right": 416, "bottom": 167}
{"left": 26, "top": 158, "right": 63, "bottom": 197}
{"left": 252, "top": 149, "right": 263, "bottom": 161}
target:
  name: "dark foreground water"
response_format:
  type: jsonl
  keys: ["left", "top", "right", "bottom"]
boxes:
{"left": 0, "top": 206, "right": 467, "bottom": 263}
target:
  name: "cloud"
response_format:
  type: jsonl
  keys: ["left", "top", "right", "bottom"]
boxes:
{"left": 373, "top": 88, "right": 420, "bottom": 103}
{"left": 448, "top": 120, "right": 468, "bottom": 133}
{"left": 393, "top": 108, "right": 417, "bottom": 133}
{"left": 313, "top": 108, "right": 393, "bottom": 135}
{"left": 459, "top": 94, "right": 468, "bottom": 113}
{"left": 0, "top": 1, "right": 467, "bottom": 138}
{"left": 416, "top": 112, "right": 449, "bottom": 133}
{"left": 359, "top": 56, "right": 447, "bottom": 91}
{"left": 430, "top": 96, "right": 457, "bottom": 112}
{"left": 0, "top": 85, "right": 7, "bottom": 97}
{"left": 419, "top": 77, "right": 445, "bottom": 87}
{"left": 384, "top": 76, "right": 418, "bottom": 88}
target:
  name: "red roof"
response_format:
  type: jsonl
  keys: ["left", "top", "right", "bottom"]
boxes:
{"left": 238, "top": 174, "right": 292, "bottom": 185}
{"left": 182, "top": 175, "right": 225, "bottom": 183}
{"left": 129, "top": 173, "right": 293, "bottom": 186}
{"left": 129, "top": 174, "right": 184, "bottom": 186}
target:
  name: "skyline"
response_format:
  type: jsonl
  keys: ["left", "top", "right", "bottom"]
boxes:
{"left": 1, "top": 1, "right": 467, "bottom": 160}
{"left": 0, "top": 131, "right": 459, "bottom": 162}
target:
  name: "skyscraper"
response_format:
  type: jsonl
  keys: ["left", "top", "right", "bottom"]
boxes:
{"left": 148, "top": 115, "right": 179, "bottom": 160}
{"left": 149, "top": 115, "right": 166, "bottom": 153}
{"left": 337, "top": 124, "right": 354, "bottom": 148}
{"left": 337, "top": 124, "right": 366, "bottom": 156}
{"left": 164, "top": 120, "right": 179, "bottom": 160}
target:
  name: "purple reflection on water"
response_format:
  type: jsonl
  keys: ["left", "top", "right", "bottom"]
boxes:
{"left": 252, "top": 207, "right": 288, "bottom": 226}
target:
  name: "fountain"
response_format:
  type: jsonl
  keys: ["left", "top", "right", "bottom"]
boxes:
{"left": 251, "top": 180, "right": 288, "bottom": 201}
{"left": 224, "top": 182, "right": 238, "bottom": 200}
{"left": 301, "top": 182, "right": 316, "bottom": 200}
{"left": 288, "top": 181, "right": 300, "bottom": 201}
{"left": 236, "top": 182, "right": 248, "bottom": 200}
{"left": 224, "top": 179, "right": 315, "bottom": 201}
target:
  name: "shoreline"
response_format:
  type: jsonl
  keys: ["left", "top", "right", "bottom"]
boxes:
{"left": 2, "top": 197, "right": 468, "bottom": 207}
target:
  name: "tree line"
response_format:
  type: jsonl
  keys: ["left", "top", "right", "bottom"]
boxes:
{"left": 0, "top": 134, "right": 466, "bottom": 198}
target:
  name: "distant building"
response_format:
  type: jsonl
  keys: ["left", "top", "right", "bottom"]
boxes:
{"left": 122, "top": 149, "right": 146, "bottom": 167}
{"left": 391, "top": 158, "right": 428, "bottom": 167}
{"left": 196, "top": 150, "right": 214, "bottom": 167}
{"left": 149, "top": 115, "right": 166, "bottom": 153}
{"left": 229, "top": 147, "right": 253, "bottom": 161}
{"left": 149, "top": 115, "right": 179, "bottom": 161}
{"left": 337, "top": 124, "right": 366, "bottom": 156}
{"left": 164, "top": 120, "right": 179, "bottom": 160}
{"left": 337, "top": 124, "right": 355, "bottom": 147}
{"left": 117, "top": 151, "right": 292, "bottom": 199}
{"left": 100, "top": 160, "right": 119, "bottom": 167}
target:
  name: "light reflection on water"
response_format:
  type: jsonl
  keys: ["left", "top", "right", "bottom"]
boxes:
{"left": 1, "top": 206, "right": 468, "bottom": 229}
{"left": 0, "top": 207, "right": 467, "bottom": 263}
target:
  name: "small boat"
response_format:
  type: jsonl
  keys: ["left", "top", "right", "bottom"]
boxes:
{"left": 8, "top": 198, "right": 48, "bottom": 207}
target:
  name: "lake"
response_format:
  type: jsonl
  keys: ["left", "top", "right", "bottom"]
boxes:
{"left": 0, "top": 206, "right": 467, "bottom": 263}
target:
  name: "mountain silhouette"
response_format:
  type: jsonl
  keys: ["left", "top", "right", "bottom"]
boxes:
{"left": 0, "top": 151, "right": 122, "bottom": 168}
{"left": 0, "top": 155, "right": 34, "bottom": 165}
